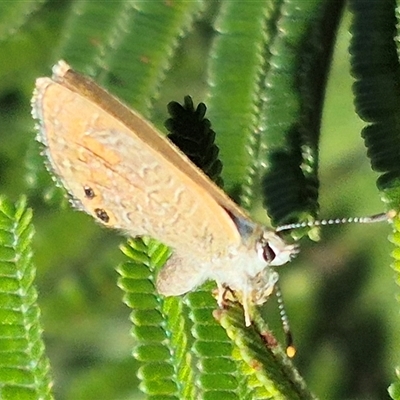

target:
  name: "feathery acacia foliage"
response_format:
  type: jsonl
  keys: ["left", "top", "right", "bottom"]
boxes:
{"left": 0, "top": 196, "right": 52, "bottom": 399}
{"left": 0, "top": 0, "right": 398, "bottom": 399}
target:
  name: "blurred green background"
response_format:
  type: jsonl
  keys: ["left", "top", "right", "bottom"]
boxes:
{"left": 0, "top": 2, "right": 397, "bottom": 400}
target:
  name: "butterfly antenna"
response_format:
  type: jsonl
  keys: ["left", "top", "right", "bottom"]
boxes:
{"left": 274, "top": 209, "right": 396, "bottom": 356}
{"left": 275, "top": 283, "right": 296, "bottom": 358}
{"left": 276, "top": 210, "right": 396, "bottom": 233}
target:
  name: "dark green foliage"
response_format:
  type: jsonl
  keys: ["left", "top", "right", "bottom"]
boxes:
{"left": 350, "top": 0, "right": 400, "bottom": 205}
{"left": 259, "top": 0, "right": 344, "bottom": 227}
{"left": 165, "top": 96, "right": 224, "bottom": 187}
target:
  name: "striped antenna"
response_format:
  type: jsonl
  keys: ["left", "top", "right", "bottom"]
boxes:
{"left": 274, "top": 283, "right": 296, "bottom": 358}
{"left": 276, "top": 210, "right": 396, "bottom": 233}
{"left": 274, "top": 209, "right": 395, "bottom": 356}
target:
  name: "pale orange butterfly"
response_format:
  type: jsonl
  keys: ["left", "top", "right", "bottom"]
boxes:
{"left": 30, "top": 60, "right": 301, "bottom": 328}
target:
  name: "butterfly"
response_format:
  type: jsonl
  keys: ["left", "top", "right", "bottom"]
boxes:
{"left": 31, "top": 60, "right": 299, "bottom": 328}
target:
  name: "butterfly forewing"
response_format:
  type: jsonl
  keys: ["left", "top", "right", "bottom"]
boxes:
{"left": 32, "top": 61, "right": 300, "bottom": 324}
{"left": 33, "top": 74, "right": 243, "bottom": 263}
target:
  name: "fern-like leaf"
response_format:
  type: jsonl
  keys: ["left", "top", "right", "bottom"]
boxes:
{"left": 218, "top": 306, "right": 316, "bottom": 400}
{"left": 165, "top": 95, "right": 223, "bottom": 187}
{"left": 0, "top": 196, "right": 53, "bottom": 399}
{"left": 207, "top": 0, "right": 345, "bottom": 227}
{"left": 349, "top": 1, "right": 400, "bottom": 398}
{"left": 350, "top": 0, "right": 400, "bottom": 205}
{"left": 117, "top": 238, "right": 196, "bottom": 399}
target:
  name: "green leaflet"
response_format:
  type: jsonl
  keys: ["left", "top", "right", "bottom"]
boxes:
{"left": 186, "top": 288, "right": 241, "bottom": 399}
{"left": 117, "top": 238, "right": 196, "bottom": 399}
{"left": 349, "top": 0, "right": 400, "bottom": 206}
{"left": 0, "top": 196, "right": 53, "bottom": 399}
{"left": 207, "top": 0, "right": 345, "bottom": 227}
{"left": 349, "top": 4, "right": 400, "bottom": 397}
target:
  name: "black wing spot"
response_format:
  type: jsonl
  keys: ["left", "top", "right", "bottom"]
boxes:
{"left": 95, "top": 208, "right": 109, "bottom": 223}
{"left": 84, "top": 185, "right": 95, "bottom": 199}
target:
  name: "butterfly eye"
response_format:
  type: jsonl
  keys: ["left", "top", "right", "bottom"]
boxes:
{"left": 262, "top": 243, "right": 276, "bottom": 263}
